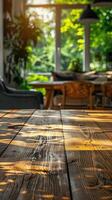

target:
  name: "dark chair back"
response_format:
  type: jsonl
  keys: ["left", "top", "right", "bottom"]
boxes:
{"left": 0, "top": 79, "right": 6, "bottom": 92}
{"left": 0, "top": 78, "right": 44, "bottom": 109}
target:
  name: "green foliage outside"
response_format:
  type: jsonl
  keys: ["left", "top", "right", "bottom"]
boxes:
{"left": 4, "top": 0, "right": 112, "bottom": 89}
{"left": 55, "top": 0, "right": 112, "bottom": 72}
{"left": 25, "top": 74, "right": 49, "bottom": 95}
{"left": 55, "top": 0, "right": 91, "bottom": 3}
{"left": 4, "top": 12, "right": 43, "bottom": 86}
{"left": 24, "top": 9, "right": 55, "bottom": 80}
{"left": 91, "top": 8, "right": 112, "bottom": 72}
{"left": 27, "top": 1, "right": 112, "bottom": 74}
{"left": 60, "top": 8, "right": 84, "bottom": 71}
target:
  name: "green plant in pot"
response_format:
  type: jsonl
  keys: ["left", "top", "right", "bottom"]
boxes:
{"left": 4, "top": 13, "right": 43, "bottom": 87}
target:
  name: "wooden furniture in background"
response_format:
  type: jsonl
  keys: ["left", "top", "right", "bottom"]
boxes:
{"left": 103, "top": 82, "right": 112, "bottom": 107}
{"left": 0, "top": 109, "right": 112, "bottom": 199}
{"left": 29, "top": 79, "right": 112, "bottom": 110}
{"left": 63, "top": 81, "right": 93, "bottom": 109}
{"left": 90, "top": 78, "right": 112, "bottom": 109}
{"left": 29, "top": 81, "right": 65, "bottom": 109}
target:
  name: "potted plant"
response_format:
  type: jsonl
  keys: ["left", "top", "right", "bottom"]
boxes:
{"left": 4, "top": 13, "right": 43, "bottom": 87}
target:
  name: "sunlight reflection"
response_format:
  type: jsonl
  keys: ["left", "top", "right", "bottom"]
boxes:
{"left": 3, "top": 114, "right": 29, "bottom": 119}
{"left": 38, "top": 194, "right": 54, "bottom": 199}
{"left": 102, "top": 185, "right": 112, "bottom": 189}
{"left": 21, "top": 123, "right": 63, "bottom": 137}
{"left": 65, "top": 115, "right": 112, "bottom": 123}
{"left": 14, "top": 160, "right": 49, "bottom": 174}
{"left": 0, "top": 138, "right": 35, "bottom": 149}
{"left": 62, "top": 112, "right": 112, "bottom": 123}
{"left": 0, "top": 160, "right": 64, "bottom": 175}
{"left": 0, "top": 182, "right": 7, "bottom": 186}
{"left": 65, "top": 137, "right": 112, "bottom": 151}
{"left": 7, "top": 179, "right": 14, "bottom": 183}
{"left": 21, "top": 190, "right": 27, "bottom": 194}
{"left": 100, "top": 197, "right": 112, "bottom": 200}
{"left": 0, "top": 139, "right": 13, "bottom": 145}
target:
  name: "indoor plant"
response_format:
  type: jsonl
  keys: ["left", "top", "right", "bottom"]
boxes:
{"left": 4, "top": 13, "right": 43, "bottom": 87}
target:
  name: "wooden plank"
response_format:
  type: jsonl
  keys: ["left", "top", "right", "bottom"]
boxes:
{"left": 87, "top": 110, "right": 112, "bottom": 199}
{"left": 0, "top": 109, "right": 34, "bottom": 156}
{"left": 88, "top": 110, "right": 112, "bottom": 141}
{"left": 61, "top": 110, "right": 112, "bottom": 200}
{"left": 0, "top": 110, "right": 71, "bottom": 200}
{"left": 0, "top": 110, "right": 11, "bottom": 118}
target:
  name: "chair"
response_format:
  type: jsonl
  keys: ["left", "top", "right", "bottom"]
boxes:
{"left": 0, "top": 78, "right": 44, "bottom": 109}
{"left": 53, "top": 81, "right": 93, "bottom": 109}
{"left": 64, "top": 81, "right": 93, "bottom": 109}
{"left": 103, "top": 82, "right": 112, "bottom": 108}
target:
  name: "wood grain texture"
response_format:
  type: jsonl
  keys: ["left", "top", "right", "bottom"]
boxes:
{"left": 0, "top": 110, "right": 70, "bottom": 200}
{"left": 1, "top": 109, "right": 112, "bottom": 200}
{"left": 0, "top": 109, "right": 34, "bottom": 156}
{"left": 61, "top": 110, "right": 112, "bottom": 200}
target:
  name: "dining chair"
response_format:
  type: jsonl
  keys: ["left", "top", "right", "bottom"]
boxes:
{"left": 59, "top": 81, "right": 93, "bottom": 109}
{"left": 103, "top": 82, "right": 112, "bottom": 108}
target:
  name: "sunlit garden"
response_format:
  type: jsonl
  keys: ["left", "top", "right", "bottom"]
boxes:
{"left": 4, "top": 0, "right": 112, "bottom": 89}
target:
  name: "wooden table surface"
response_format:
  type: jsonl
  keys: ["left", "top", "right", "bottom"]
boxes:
{"left": 0, "top": 109, "right": 112, "bottom": 200}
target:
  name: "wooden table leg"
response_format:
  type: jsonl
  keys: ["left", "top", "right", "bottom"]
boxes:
{"left": 61, "top": 85, "right": 66, "bottom": 108}
{"left": 45, "top": 87, "right": 54, "bottom": 109}
{"left": 89, "top": 85, "right": 94, "bottom": 109}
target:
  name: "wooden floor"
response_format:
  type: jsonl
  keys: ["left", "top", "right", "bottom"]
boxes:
{"left": 0, "top": 109, "right": 112, "bottom": 200}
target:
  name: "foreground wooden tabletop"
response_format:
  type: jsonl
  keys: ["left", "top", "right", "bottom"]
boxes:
{"left": 0, "top": 109, "right": 112, "bottom": 200}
